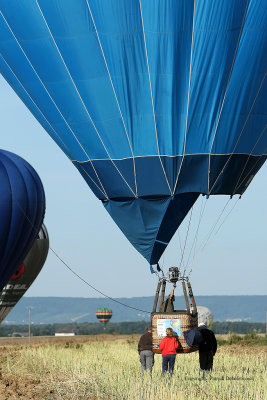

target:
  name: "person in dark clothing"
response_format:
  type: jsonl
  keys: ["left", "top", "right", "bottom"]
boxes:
{"left": 198, "top": 323, "right": 217, "bottom": 376}
{"left": 159, "top": 287, "right": 175, "bottom": 313}
{"left": 138, "top": 326, "right": 154, "bottom": 374}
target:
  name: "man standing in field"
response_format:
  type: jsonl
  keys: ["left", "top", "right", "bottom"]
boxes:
{"left": 138, "top": 326, "right": 154, "bottom": 374}
{"left": 198, "top": 322, "right": 217, "bottom": 377}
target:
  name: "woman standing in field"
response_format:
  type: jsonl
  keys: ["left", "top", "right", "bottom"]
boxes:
{"left": 159, "top": 327, "right": 179, "bottom": 375}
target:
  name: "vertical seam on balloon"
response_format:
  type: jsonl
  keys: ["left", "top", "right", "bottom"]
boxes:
{"left": 185, "top": 196, "right": 206, "bottom": 271}
{"left": 16, "top": 165, "right": 38, "bottom": 265}
{"left": 207, "top": 0, "right": 250, "bottom": 193}
{"left": 233, "top": 125, "right": 267, "bottom": 193}
{"left": 2, "top": 158, "right": 29, "bottom": 269}
{"left": 236, "top": 149, "right": 267, "bottom": 193}
{"left": 237, "top": 152, "right": 267, "bottom": 193}
{"left": 0, "top": 53, "right": 108, "bottom": 200}
{"left": 180, "top": 206, "right": 194, "bottom": 272}
{"left": 149, "top": 197, "right": 171, "bottom": 263}
{"left": 233, "top": 124, "right": 267, "bottom": 193}
{"left": 0, "top": 9, "right": 110, "bottom": 200}
{"left": 138, "top": 0, "right": 172, "bottom": 195}
{"left": 34, "top": 0, "right": 136, "bottom": 198}
{"left": 172, "top": 0, "right": 196, "bottom": 196}
{"left": 0, "top": 9, "right": 109, "bottom": 200}
{"left": 0, "top": 158, "right": 13, "bottom": 265}
{"left": 85, "top": 0, "right": 138, "bottom": 198}
{"left": 209, "top": 71, "right": 266, "bottom": 194}
{"left": 0, "top": 54, "right": 68, "bottom": 154}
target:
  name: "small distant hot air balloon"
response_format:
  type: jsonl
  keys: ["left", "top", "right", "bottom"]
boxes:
{"left": 0, "top": 150, "right": 45, "bottom": 291}
{"left": 96, "top": 308, "right": 112, "bottom": 327}
{"left": 0, "top": 224, "right": 49, "bottom": 324}
{"left": 197, "top": 306, "right": 214, "bottom": 329}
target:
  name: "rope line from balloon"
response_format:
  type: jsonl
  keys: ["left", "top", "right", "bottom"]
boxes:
{"left": 233, "top": 129, "right": 267, "bottom": 194}
{"left": 177, "top": 230, "right": 183, "bottom": 254}
{"left": 200, "top": 198, "right": 231, "bottom": 252}
{"left": 1, "top": 7, "right": 135, "bottom": 199}
{"left": 180, "top": 206, "right": 194, "bottom": 274}
{"left": 189, "top": 197, "right": 237, "bottom": 272}
{"left": 1, "top": 37, "right": 129, "bottom": 203}
{"left": 184, "top": 196, "right": 207, "bottom": 272}
{"left": 49, "top": 248, "right": 151, "bottom": 314}
{"left": 1, "top": 4, "right": 265, "bottom": 202}
{"left": 188, "top": 197, "right": 226, "bottom": 271}
{"left": 0, "top": 56, "right": 67, "bottom": 156}
{"left": 0, "top": 9, "right": 112, "bottom": 200}
{"left": 208, "top": 71, "right": 267, "bottom": 196}
{"left": 138, "top": 0, "right": 172, "bottom": 196}
{"left": 207, "top": 0, "right": 250, "bottom": 194}
{"left": 192, "top": 123, "right": 266, "bottom": 266}
{"left": 172, "top": 0, "right": 196, "bottom": 195}
{"left": 191, "top": 196, "right": 208, "bottom": 265}
{"left": 0, "top": 53, "right": 109, "bottom": 200}
{"left": 12, "top": 198, "right": 151, "bottom": 315}
{"left": 32, "top": 1, "right": 136, "bottom": 198}
{"left": 85, "top": 0, "right": 138, "bottom": 197}
{"left": 214, "top": 197, "right": 240, "bottom": 237}
{"left": 234, "top": 146, "right": 267, "bottom": 194}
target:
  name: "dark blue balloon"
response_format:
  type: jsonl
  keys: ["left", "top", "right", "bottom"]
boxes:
{"left": 0, "top": 224, "right": 49, "bottom": 323}
{"left": 0, "top": 1, "right": 266, "bottom": 265}
{"left": 0, "top": 150, "right": 45, "bottom": 291}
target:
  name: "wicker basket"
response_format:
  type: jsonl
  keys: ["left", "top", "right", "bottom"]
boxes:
{"left": 152, "top": 311, "right": 198, "bottom": 354}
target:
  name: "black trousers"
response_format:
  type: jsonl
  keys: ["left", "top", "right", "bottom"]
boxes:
{"left": 199, "top": 351, "right": 214, "bottom": 371}
{"left": 162, "top": 354, "right": 176, "bottom": 375}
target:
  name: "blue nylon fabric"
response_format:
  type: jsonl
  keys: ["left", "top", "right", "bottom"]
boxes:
{"left": 103, "top": 193, "right": 199, "bottom": 264}
{"left": 0, "top": 150, "right": 45, "bottom": 291}
{"left": 0, "top": 0, "right": 266, "bottom": 264}
{"left": 104, "top": 197, "right": 172, "bottom": 263}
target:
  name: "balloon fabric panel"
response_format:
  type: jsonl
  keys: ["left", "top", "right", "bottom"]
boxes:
{"left": 96, "top": 308, "right": 112, "bottom": 326}
{"left": 0, "top": 224, "right": 49, "bottom": 323}
{"left": 0, "top": 150, "right": 45, "bottom": 291}
{"left": 0, "top": 0, "right": 266, "bottom": 265}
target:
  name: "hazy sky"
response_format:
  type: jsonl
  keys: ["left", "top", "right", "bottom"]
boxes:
{"left": 0, "top": 75, "right": 266, "bottom": 298}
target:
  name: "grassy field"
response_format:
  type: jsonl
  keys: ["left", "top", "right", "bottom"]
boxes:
{"left": 0, "top": 335, "right": 266, "bottom": 399}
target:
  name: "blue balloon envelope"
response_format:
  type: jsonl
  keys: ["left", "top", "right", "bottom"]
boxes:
{"left": 0, "top": 150, "right": 45, "bottom": 291}
{"left": 0, "top": 224, "right": 49, "bottom": 323}
{"left": 0, "top": 1, "right": 266, "bottom": 265}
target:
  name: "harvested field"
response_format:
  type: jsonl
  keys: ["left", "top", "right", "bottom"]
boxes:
{"left": 0, "top": 335, "right": 266, "bottom": 399}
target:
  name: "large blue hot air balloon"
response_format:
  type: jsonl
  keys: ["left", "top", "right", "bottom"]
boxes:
{"left": 0, "top": 149, "right": 45, "bottom": 291}
{"left": 0, "top": 1, "right": 266, "bottom": 266}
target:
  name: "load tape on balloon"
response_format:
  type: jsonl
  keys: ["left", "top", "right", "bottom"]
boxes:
{"left": 0, "top": 1, "right": 266, "bottom": 266}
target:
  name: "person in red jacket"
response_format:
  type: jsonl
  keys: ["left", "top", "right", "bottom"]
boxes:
{"left": 159, "top": 327, "right": 179, "bottom": 375}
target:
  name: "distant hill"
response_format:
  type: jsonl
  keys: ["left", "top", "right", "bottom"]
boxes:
{"left": 2, "top": 295, "right": 266, "bottom": 324}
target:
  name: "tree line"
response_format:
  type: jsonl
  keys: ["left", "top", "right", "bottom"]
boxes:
{"left": 0, "top": 321, "right": 265, "bottom": 337}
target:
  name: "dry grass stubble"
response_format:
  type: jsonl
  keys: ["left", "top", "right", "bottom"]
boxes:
{"left": 0, "top": 336, "right": 266, "bottom": 400}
